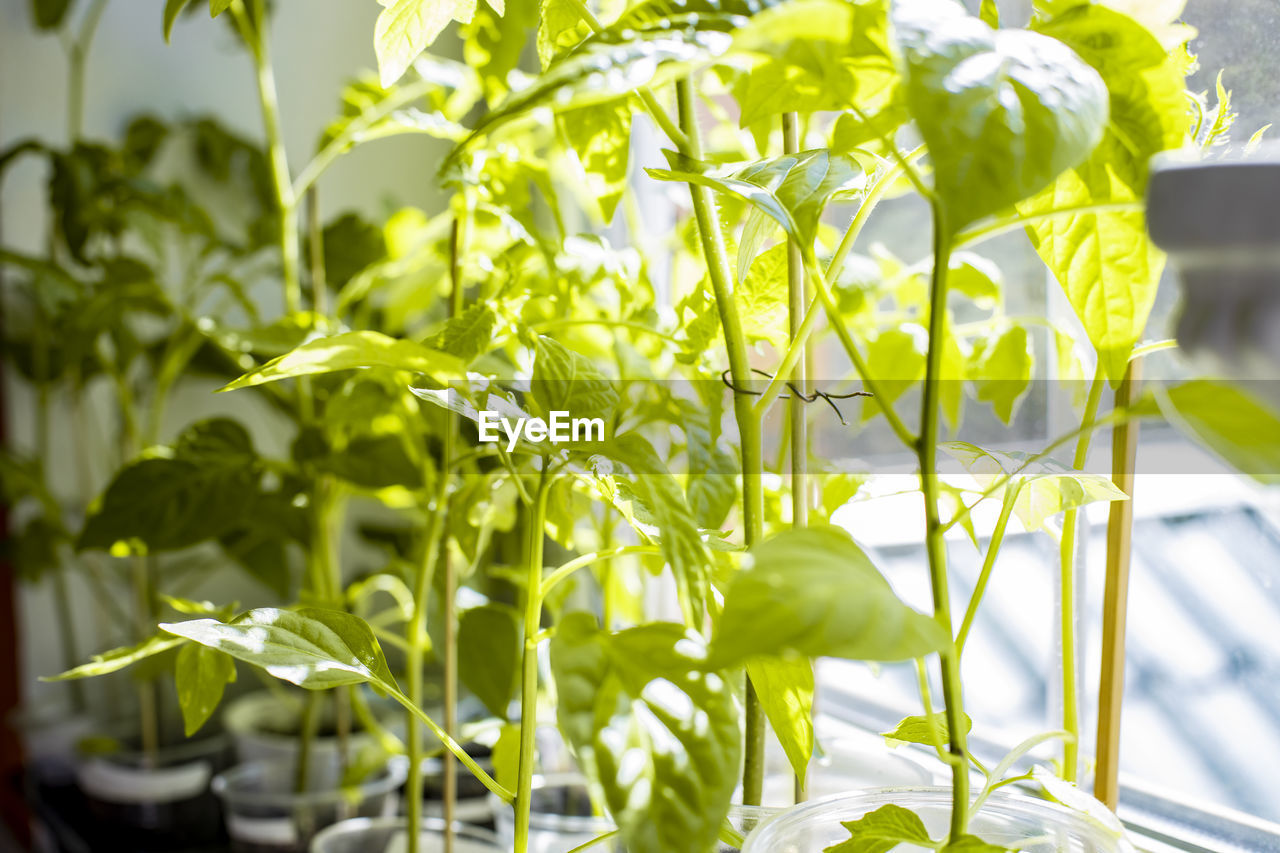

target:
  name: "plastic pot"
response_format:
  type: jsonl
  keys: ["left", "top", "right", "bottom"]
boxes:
{"left": 742, "top": 787, "right": 1125, "bottom": 852}
{"left": 310, "top": 816, "right": 502, "bottom": 852}
{"left": 213, "top": 757, "right": 409, "bottom": 852}
{"left": 415, "top": 748, "right": 497, "bottom": 826}
{"left": 74, "top": 733, "right": 231, "bottom": 852}
{"left": 490, "top": 773, "right": 620, "bottom": 853}
{"left": 223, "top": 690, "right": 394, "bottom": 775}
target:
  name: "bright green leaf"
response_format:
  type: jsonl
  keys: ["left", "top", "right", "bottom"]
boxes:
{"left": 463, "top": 0, "right": 537, "bottom": 102}
{"left": 532, "top": 336, "right": 619, "bottom": 424}
{"left": 163, "top": 0, "right": 194, "bottom": 41}
{"left": 374, "top": 0, "right": 480, "bottom": 88}
{"left": 893, "top": 0, "right": 1108, "bottom": 231}
{"left": 824, "top": 803, "right": 934, "bottom": 853}
{"left": 161, "top": 607, "right": 396, "bottom": 691}
{"left": 44, "top": 634, "right": 184, "bottom": 681}
{"left": 458, "top": 604, "right": 521, "bottom": 719}
{"left": 941, "top": 441, "right": 1128, "bottom": 531}
{"left": 1157, "top": 381, "right": 1280, "bottom": 485}
{"left": 210, "top": 0, "right": 232, "bottom": 15}
{"left": 219, "top": 330, "right": 466, "bottom": 391}
{"left": 426, "top": 304, "right": 496, "bottom": 364}
{"left": 738, "top": 243, "right": 790, "bottom": 349}
{"left": 882, "top": 712, "right": 971, "bottom": 748}
{"left": 746, "top": 656, "right": 814, "bottom": 783}
{"left": 942, "top": 836, "right": 1013, "bottom": 853}
{"left": 967, "top": 325, "right": 1033, "bottom": 425}
{"left": 647, "top": 149, "right": 864, "bottom": 254}
{"left": 1019, "top": 6, "right": 1188, "bottom": 382}
{"left": 31, "top": 0, "right": 74, "bottom": 29}
{"left": 710, "top": 526, "right": 948, "bottom": 667}
{"left": 551, "top": 614, "right": 741, "bottom": 853}
{"left": 558, "top": 102, "right": 632, "bottom": 223}
{"left": 175, "top": 643, "right": 236, "bottom": 736}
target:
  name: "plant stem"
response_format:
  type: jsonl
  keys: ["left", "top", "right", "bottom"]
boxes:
{"left": 66, "top": 0, "right": 109, "bottom": 142}
{"left": 1058, "top": 364, "right": 1106, "bottom": 784}
{"left": 783, "top": 110, "right": 810, "bottom": 804}
{"left": 917, "top": 204, "right": 969, "bottom": 841}
{"left": 956, "top": 485, "right": 1019, "bottom": 657}
{"left": 513, "top": 467, "right": 552, "bottom": 853}
{"left": 675, "top": 77, "right": 767, "bottom": 805}
{"left": 132, "top": 555, "right": 160, "bottom": 764}
{"left": 294, "top": 690, "right": 321, "bottom": 793}
{"left": 1094, "top": 362, "right": 1141, "bottom": 808}
{"left": 233, "top": 0, "right": 301, "bottom": 314}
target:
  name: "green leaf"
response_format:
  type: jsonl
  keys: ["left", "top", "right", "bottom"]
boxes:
{"left": 967, "top": 325, "right": 1032, "bottom": 425}
{"left": 685, "top": 423, "right": 737, "bottom": 529}
{"left": 941, "top": 441, "right": 1128, "bottom": 531}
{"left": 210, "top": 0, "right": 232, "bottom": 15}
{"left": 647, "top": 149, "right": 864, "bottom": 254}
{"left": 859, "top": 327, "right": 925, "bottom": 423}
{"left": 537, "top": 0, "right": 593, "bottom": 68}
{"left": 882, "top": 712, "right": 972, "bottom": 748}
{"left": 1032, "top": 766, "right": 1128, "bottom": 840}
{"left": 31, "top": 0, "right": 74, "bottom": 29}
{"left": 710, "top": 526, "right": 948, "bottom": 667}
{"left": 532, "top": 336, "right": 620, "bottom": 424}
{"left": 893, "top": 0, "right": 1108, "bottom": 231}
{"left": 824, "top": 803, "right": 934, "bottom": 853}
{"left": 321, "top": 433, "right": 424, "bottom": 491}
{"left": 463, "top": 0, "right": 537, "bottom": 102}
{"left": 979, "top": 0, "right": 999, "bottom": 27}
{"left": 738, "top": 243, "right": 790, "bottom": 349}
{"left": 78, "top": 419, "right": 260, "bottom": 553}
{"left": 550, "top": 614, "right": 741, "bottom": 853}
{"left": 584, "top": 434, "right": 712, "bottom": 623}
{"left": 458, "top": 604, "right": 521, "bottom": 719}
{"left": 44, "top": 634, "right": 184, "bottom": 681}
{"left": 426, "top": 303, "right": 496, "bottom": 364}
{"left": 947, "top": 253, "right": 1002, "bottom": 308}
{"left": 492, "top": 721, "right": 521, "bottom": 792}
{"left": 375, "top": 0, "right": 480, "bottom": 88}
{"left": 746, "top": 657, "right": 814, "bottom": 783}
{"left": 942, "top": 836, "right": 1013, "bottom": 853}
{"left": 1018, "top": 6, "right": 1188, "bottom": 382}
{"left": 161, "top": 607, "right": 396, "bottom": 691}
{"left": 558, "top": 102, "right": 632, "bottom": 223}
{"left": 175, "top": 643, "right": 237, "bottom": 736}
{"left": 164, "top": 0, "right": 195, "bottom": 41}
{"left": 1157, "top": 381, "right": 1280, "bottom": 485}
{"left": 732, "top": 0, "right": 897, "bottom": 127}
{"left": 220, "top": 330, "right": 466, "bottom": 391}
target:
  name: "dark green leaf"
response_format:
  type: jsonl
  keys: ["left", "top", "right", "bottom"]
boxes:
{"left": 893, "top": 0, "right": 1108, "bottom": 230}
{"left": 1157, "top": 381, "right": 1280, "bottom": 485}
{"left": 824, "top": 803, "right": 934, "bottom": 853}
{"left": 220, "top": 330, "right": 466, "bottom": 391}
{"left": 175, "top": 643, "right": 237, "bottom": 736}
{"left": 551, "top": 614, "right": 741, "bottom": 853}
{"left": 709, "top": 526, "right": 947, "bottom": 667}
{"left": 1019, "top": 6, "right": 1188, "bottom": 382}
{"left": 746, "top": 657, "right": 814, "bottom": 784}
{"left": 321, "top": 433, "right": 424, "bottom": 491}
{"left": 161, "top": 607, "right": 396, "bottom": 690}
{"left": 320, "top": 213, "right": 386, "bottom": 288}
{"left": 458, "top": 604, "right": 521, "bottom": 719}
{"left": 32, "top": 0, "right": 74, "bottom": 29}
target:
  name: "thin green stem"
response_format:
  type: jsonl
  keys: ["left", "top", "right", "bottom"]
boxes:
{"left": 386, "top": 687, "right": 513, "bottom": 801}
{"left": 233, "top": 0, "right": 301, "bottom": 313}
{"left": 1129, "top": 338, "right": 1177, "bottom": 362}
{"left": 917, "top": 204, "right": 969, "bottom": 841}
{"left": 293, "top": 690, "right": 322, "bottom": 793}
{"left": 514, "top": 468, "right": 552, "bottom": 853}
{"left": 956, "top": 485, "right": 1019, "bottom": 657}
{"left": 676, "top": 77, "right": 767, "bottom": 805}
{"left": 66, "top": 0, "right": 109, "bottom": 141}
{"left": 1058, "top": 364, "right": 1106, "bottom": 783}
{"left": 540, "top": 545, "right": 663, "bottom": 599}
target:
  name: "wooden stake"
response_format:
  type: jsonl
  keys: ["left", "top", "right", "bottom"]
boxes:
{"left": 1094, "top": 361, "right": 1141, "bottom": 809}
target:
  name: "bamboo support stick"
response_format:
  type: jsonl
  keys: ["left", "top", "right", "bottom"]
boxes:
{"left": 1094, "top": 361, "right": 1142, "bottom": 809}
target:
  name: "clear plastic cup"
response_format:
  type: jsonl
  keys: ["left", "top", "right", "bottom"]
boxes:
{"left": 742, "top": 787, "right": 1125, "bottom": 853}
{"left": 310, "top": 817, "right": 501, "bottom": 852}
{"left": 213, "top": 757, "right": 408, "bottom": 852}
{"left": 490, "top": 773, "right": 620, "bottom": 853}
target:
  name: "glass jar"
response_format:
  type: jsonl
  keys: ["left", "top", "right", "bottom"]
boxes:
{"left": 213, "top": 757, "right": 408, "bottom": 852}
{"left": 743, "top": 787, "right": 1125, "bottom": 853}
{"left": 490, "top": 773, "right": 620, "bottom": 853}
{"left": 310, "top": 816, "right": 501, "bottom": 853}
